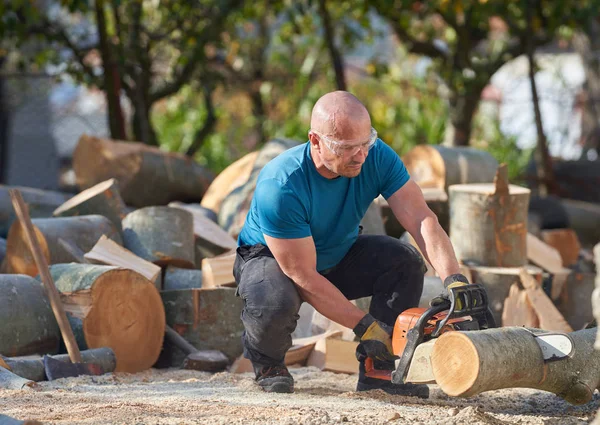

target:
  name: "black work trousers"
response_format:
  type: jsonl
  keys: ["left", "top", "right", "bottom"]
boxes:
{"left": 232, "top": 235, "right": 426, "bottom": 368}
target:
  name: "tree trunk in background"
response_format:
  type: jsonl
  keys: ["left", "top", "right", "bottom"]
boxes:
{"left": 448, "top": 88, "right": 483, "bottom": 147}
{"left": 318, "top": 0, "right": 346, "bottom": 91}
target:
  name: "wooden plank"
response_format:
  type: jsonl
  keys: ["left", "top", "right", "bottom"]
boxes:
{"left": 518, "top": 269, "right": 573, "bottom": 333}
{"left": 201, "top": 250, "right": 236, "bottom": 288}
{"left": 85, "top": 235, "right": 161, "bottom": 285}
{"left": 541, "top": 228, "right": 581, "bottom": 267}
{"left": 526, "top": 233, "right": 565, "bottom": 274}
{"left": 306, "top": 336, "right": 359, "bottom": 374}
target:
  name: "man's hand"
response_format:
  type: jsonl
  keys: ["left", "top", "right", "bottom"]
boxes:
{"left": 353, "top": 314, "right": 397, "bottom": 362}
{"left": 430, "top": 273, "right": 470, "bottom": 309}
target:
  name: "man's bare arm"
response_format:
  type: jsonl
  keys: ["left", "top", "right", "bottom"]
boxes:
{"left": 264, "top": 234, "right": 365, "bottom": 329}
{"left": 387, "top": 179, "right": 461, "bottom": 281}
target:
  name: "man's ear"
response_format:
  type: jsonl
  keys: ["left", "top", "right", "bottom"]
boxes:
{"left": 308, "top": 133, "right": 321, "bottom": 152}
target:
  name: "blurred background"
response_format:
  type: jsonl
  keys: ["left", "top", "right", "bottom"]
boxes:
{"left": 0, "top": 0, "right": 599, "bottom": 197}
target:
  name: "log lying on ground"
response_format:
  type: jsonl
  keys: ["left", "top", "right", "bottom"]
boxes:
{"left": 0, "top": 185, "right": 71, "bottom": 238}
{"left": 0, "top": 367, "right": 36, "bottom": 390}
{"left": 2, "top": 215, "right": 122, "bottom": 276}
{"left": 73, "top": 134, "right": 214, "bottom": 207}
{"left": 449, "top": 166, "right": 530, "bottom": 267}
{"left": 431, "top": 327, "right": 599, "bottom": 405}
{"left": 218, "top": 138, "right": 298, "bottom": 237}
{"left": 0, "top": 275, "right": 60, "bottom": 357}
{"left": 53, "top": 178, "right": 127, "bottom": 231}
{"left": 556, "top": 272, "right": 596, "bottom": 331}
{"left": 541, "top": 228, "right": 581, "bottom": 267}
{"left": 561, "top": 199, "right": 600, "bottom": 248}
{"left": 122, "top": 207, "right": 195, "bottom": 268}
{"left": 47, "top": 263, "right": 165, "bottom": 373}
{"left": 0, "top": 348, "right": 116, "bottom": 382}
{"left": 201, "top": 250, "right": 236, "bottom": 289}
{"left": 85, "top": 235, "right": 161, "bottom": 288}
{"left": 402, "top": 145, "right": 498, "bottom": 192}
{"left": 200, "top": 151, "right": 259, "bottom": 214}
{"left": 163, "top": 266, "right": 202, "bottom": 291}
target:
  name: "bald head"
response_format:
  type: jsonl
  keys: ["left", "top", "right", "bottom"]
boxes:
{"left": 310, "top": 91, "right": 371, "bottom": 141}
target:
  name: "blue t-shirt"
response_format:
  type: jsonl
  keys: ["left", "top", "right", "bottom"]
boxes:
{"left": 238, "top": 139, "right": 410, "bottom": 271}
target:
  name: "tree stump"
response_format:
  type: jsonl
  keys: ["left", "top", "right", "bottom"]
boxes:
{"left": 122, "top": 206, "right": 195, "bottom": 268}
{"left": 402, "top": 145, "right": 498, "bottom": 192}
{"left": 0, "top": 185, "right": 71, "bottom": 238}
{"left": 163, "top": 267, "right": 202, "bottom": 291}
{"left": 0, "top": 275, "right": 60, "bottom": 357}
{"left": 2, "top": 215, "right": 122, "bottom": 276}
{"left": 431, "top": 327, "right": 600, "bottom": 405}
{"left": 47, "top": 263, "right": 165, "bottom": 373}
{"left": 449, "top": 165, "right": 530, "bottom": 267}
{"left": 53, "top": 178, "right": 127, "bottom": 232}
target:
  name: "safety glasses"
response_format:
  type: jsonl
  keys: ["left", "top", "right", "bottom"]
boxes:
{"left": 311, "top": 127, "right": 378, "bottom": 157}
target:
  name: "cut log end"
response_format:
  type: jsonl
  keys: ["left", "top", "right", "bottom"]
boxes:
{"left": 430, "top": 332, "right": 480, "bottom": 397}
{"left": 82, "top": 270, "right": 165, "bottom": 372}
{"left": 3, "top": 221, "right": 49, "bottom": 276}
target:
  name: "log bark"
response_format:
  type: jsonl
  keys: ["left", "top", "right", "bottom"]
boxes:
{"left": 163, "top": 266, "right": 202, "bottom": 291}
{"left": 556, "top": 272, "right": 596, "bottom": 331}
{"left": 449, "top": 167, "right": 530, "bottom": 267}
{"left": 0, "top": 367, "right": 35, "bottom": 390}
{"left": 0, "top": 236, "right": 5, "bottom": 265}
{"left": 122, "top": 206, "right": 195, "bottom": 268}
{"left": 0, "top": 275, "right": 60, "bottom": 357}
{"left": 200, "top": 151, "right": 258, "bottom": 214}
{"left": 46, "top": 263, "right": 165, "bottom": 373}
{"left": 468, "top": 265, "right": 543, "bottom": 326}
{"left": 0, "top": 185, "right": 71, "bottom": 238}
{"left": 0, "top": 348, "right": 116, "bottom": 382}
{"left": 402, "top": 145, "right": 499, "bottom": 192}
{"left": 73, "top": 134, "right": 214, "bottom": 208}
{"left": 431, "top": 327, "right": 600, "bottom": 405}
{"left": 2, "top": 215, "right": 122, "bottom": 276}
{"left": 53, "top": 178, "right": 127, "bottom": 231}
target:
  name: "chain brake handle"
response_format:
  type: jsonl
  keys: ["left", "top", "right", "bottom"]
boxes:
{"left": 431, "top": 283, "right": 495, "bottom": 337}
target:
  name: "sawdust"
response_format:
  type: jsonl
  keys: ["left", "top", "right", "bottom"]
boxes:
{"left": 0, "top": 367, "right": 597, "bottom": 424}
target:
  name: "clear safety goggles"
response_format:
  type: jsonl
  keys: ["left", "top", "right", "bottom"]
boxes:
{"left": 310, "top": 127, "right": 378, "bottom": 157}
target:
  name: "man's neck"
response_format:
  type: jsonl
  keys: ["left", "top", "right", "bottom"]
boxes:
{"left": 310, "top": 145, "right": 339, "bottom": 179}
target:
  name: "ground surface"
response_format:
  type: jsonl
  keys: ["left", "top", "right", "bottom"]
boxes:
{"left": 0, "top": 368, "right": 598, "bottom": 424}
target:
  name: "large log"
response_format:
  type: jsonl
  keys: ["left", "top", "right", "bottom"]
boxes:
{"left": 122, "top": 206, "right": 195, "bottom": 268}
{"left": 0, "top": 275, "right": 60, "bottom": 357}
{"left": 555, "top": 272, "right": 596, "bottom": 331}
{"left": 163, "top": 266, "right": 202, "bottom": 291}
{"left": 0, "top": 347, "right": 116, "bottom": 382}
{"left": 46, "top": 263, "right": 165, "bottom": 373}
{"left": 0, "top": 185, "right": 71, "bottom": 238}
{"left": 525, "top": 159, "right": 600, "bottom": 203}
{"left": 449, "top": 166, "right": 530, "bottom": 267}
{"left": 218, "top": 138, "right": 298, "bottom": 238}
{"left": 0, "top": 237, "right": 5, "bottom": 265}
{"left": 0, "top": 367, "right": 35, "bottom": 390}
{"left": 431, "top": 327, "right": 600, "bottom": 405}
{"left": 200, "top": 151, "right": 259, "bottom": 214}
{"left": 53, "top": 178, "right": 127, "bottom": 231}
{"left": 2, "top": 215, "right": 122, "bottom": 276}
{"left": 73, "top": 134, "right": 214, "bottom": 208}
{"left": 402, "top": 145, "right": 498, "bottom": 192}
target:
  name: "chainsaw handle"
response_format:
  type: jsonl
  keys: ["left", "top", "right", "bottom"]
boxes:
{"left": 432, "top": 284, "right": 493, "bottom": 337}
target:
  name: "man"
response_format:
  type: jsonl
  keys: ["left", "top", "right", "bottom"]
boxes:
{"left": 233, "top": 91, "right": 472, "bottom": 397}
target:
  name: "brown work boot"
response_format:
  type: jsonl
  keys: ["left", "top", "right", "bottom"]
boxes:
{"left": 255, "top": 364, "right": 294, "bottom": 393}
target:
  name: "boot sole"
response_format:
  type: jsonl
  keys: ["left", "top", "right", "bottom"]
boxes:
{"left": 258, "top": 377, "right": 294, "bottom": 393}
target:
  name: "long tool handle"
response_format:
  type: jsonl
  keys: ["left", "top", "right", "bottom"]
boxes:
{"left": 9, "top": 189, "right": 82, "bottom": 363}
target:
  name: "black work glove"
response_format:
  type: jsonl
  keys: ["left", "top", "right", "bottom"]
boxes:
{"left": 430, "top": 273, "right": 470, "bottom": 309}
{"left": 353, "top": 314, "right": 397, "bottom": 363}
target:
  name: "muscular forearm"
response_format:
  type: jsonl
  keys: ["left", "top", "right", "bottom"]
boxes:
{"left": 413, "top": 215, "right": 461, "bottom": 281}
{"left": 292, "top": 271, "right": 365, "bottom": 329}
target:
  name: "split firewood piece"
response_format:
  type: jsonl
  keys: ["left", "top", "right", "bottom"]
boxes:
{"left": 306, "top": 333, "right": 359, "bottom": 374}
{"left": 526, "top": 232, "right": 568, "bottom": 274}
{"left": 169, "top": 201, "right": 237, "bottom": 257}
{"left": 0, "top": 348, "right": 116, "bottom": 382}
{"left": 0, "top": 367, "right": 36, "bottom": 390}
{"left": 85, "top": 235, "right": 161, "bottom": 287}
{"left": 200, "top": 151, "right": 259, "bottom": 214}
{"left": 402, "top": 145, "right": 499, "bottom": 192}
{"left": 501, "top": 282, "right": 539, "bottom": 328}
{"left": 122, "top": 206, "right": 195, "bottom": 268}
{"left": 0, "top": 185, "right": 71, "bottom": 238}
{"left": 519, "top": 269, "right": 573, "bottom": 333}
{"left": 163, "top": 266, "right": 202, "bottom": 291}
{"left": 2, "top": 215, "right": 122, "bottom": 276}
{"left": 53, "top": 178, "right": 127, "bottom": 231}
{"left": 540, "top": 228, "right": 581, "bottom": 267}
{"left": 449, "top": 165, "right": 530, "bottom": 267}
{"left": 73, "top": 134, "right": 214, "bottom": 208}
{"left": 47, "top": 263, "right": 165, "bottom": 373}
{"left": 0, "top": 274, "right": 60, "bottom": 357}
{"left": 431, "top": 327, "right": 599, "bottom": 405}
{"left": 201, "top": 250, "right": 236, "bottom": 288}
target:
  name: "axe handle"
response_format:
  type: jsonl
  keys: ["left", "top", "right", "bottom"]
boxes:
{"left": 9, "top": 190, "right": 83, "bottom": 363}
{"left": 165, "top": 325, "right": 198, "bottom": 355}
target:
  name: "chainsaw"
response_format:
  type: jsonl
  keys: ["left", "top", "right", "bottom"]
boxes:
{"left": 365, "top": 283, "right": 496, "bottom": 383}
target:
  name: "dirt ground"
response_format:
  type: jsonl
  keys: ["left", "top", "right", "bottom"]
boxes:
{"left": 0, "top": 367, "right": 598, "bottom": 425}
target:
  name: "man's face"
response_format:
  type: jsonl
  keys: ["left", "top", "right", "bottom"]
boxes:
{"left": 313, "top": 126, "right": 375, "bottom": 178}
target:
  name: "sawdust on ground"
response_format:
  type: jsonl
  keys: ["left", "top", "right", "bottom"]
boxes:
{"left": 0, "top": 367, "right": 598, "bottom": 424}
